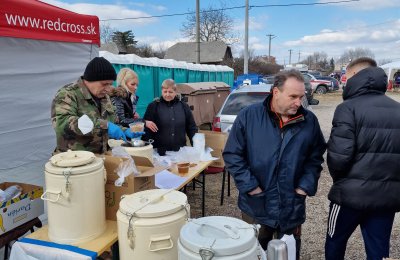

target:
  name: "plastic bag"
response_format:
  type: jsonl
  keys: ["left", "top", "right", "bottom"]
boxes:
{"left": 0, "top": 185, "right": 22, "bottom": 202}
{"left": 111, "top": 146, "right": 139, "bottom": 186}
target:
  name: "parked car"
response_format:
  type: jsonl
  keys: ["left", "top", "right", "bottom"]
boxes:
{"left": 316, "top": 76, "right": 339, "bottom": 91}
{"left": 212, "top": 83, "right": 316, "bottom": 133}
{"left": 302, "top": 73, "right": 333, "bottom": 94}
{"left": 262, "top": 75, "right": 319, "bottom": 105}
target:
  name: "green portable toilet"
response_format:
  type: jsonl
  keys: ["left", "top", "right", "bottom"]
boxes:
{"left": 173, "top": 61, "right": 188, "bottom": 83}
{"left": 209, "top": 65, "right": 217, "bottom": 81}
{"left": 187, "top": 63, "right": 197, "bottom": 83}
{"left": 193, "top": 63, "right": 203, "bottom": 82}
{"left": 202, "top": 64, "right": 210, "bottom": 82}
{"left": 215, "top": 65, "right": 223, "bottom": 82}
{"left": 221, "top": 65, "right": 234, "bottom": 87}
{"left": 148, "top": 58, "right": 174, "bottom": 97}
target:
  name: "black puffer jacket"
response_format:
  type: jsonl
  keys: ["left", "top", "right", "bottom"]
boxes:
{"left": 110, "top": 86, "right": 141, "bottom": 127}
{"left": 327, "top": 66, "right": 400, "bottom": 211}
{"left": 142, "top": 96, "right": 197, "bottom": 153}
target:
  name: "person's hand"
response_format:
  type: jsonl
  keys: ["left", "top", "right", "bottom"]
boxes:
{"left": 145, "top": 120, "right": 158, "bottom": 132}
{"left": 248, "top": 186, "right": 263, "bottom": 196}
{"left": 108, "top": 122, "right": 126, "bottom": 141}
{"left": 133, "top": 112, "right": 140, "bottom": 119}
{"left": 124, "top": 129, "right": 145, "bottom": 139}
{"left": 295, "top": 188, "right": 307, "bottom": 196}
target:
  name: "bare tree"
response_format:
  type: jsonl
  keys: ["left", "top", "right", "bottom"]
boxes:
{"left": 100, "top": 22, "right": 116, "bottom": 44}
{"left": 181, "top": 5, "right": 234, "bottom": 43}
{"left": 301, "top": 51, "right": 329, "bottom": 71}
{"left": 337, "top": 48, "right": 375, "bottom": 65}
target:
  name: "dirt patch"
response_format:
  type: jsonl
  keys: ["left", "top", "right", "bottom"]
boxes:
{"left": 186, "top": 91, "right": 400, "bottom": 259}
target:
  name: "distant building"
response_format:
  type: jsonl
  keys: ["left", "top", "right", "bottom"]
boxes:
{"left": 164, "top": 41, "right": 232, "bottom": 64}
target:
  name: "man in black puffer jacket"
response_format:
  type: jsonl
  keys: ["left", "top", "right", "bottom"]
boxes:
{"left": 325, "top": 57, "right": 400, "bottom": 260}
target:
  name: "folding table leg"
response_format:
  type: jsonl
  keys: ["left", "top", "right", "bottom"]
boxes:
{"left": 227, "top": 171, "right": 231, "bottom": 197}
{"left": 220, "top": 169, "right": 226, "bottom": 206}
{"left": 202, "top": 171, "right": 206, "bottom": 217}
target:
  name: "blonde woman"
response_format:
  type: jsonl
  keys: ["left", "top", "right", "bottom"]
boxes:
{"left": 110, "top": 68, "right": 157, "bottom": 138}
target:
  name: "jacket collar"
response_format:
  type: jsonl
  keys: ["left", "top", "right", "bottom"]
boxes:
{"left": 263, "top": 94, "right": 305, "bottom": 128}
{"left": 343, "top": 66, "right": 387, "bottom": 100}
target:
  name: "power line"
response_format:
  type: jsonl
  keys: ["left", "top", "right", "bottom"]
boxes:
{"left": 100, "top": 0, "right": 360, "bottom": 21}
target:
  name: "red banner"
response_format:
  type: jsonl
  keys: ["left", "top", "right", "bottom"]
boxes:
{"left": 0, "top": 0, "right": 100, "bottom": 45}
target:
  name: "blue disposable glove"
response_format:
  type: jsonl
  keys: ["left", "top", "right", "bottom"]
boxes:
{"left": 108, "top": 122, "right": 126, "bottom": 141}
{"left": 124, "top": 129, "right": 145, "bottom": 140}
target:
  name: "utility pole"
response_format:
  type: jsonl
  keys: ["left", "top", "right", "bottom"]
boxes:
{"left": 244, "top": 0, "right": 249, "bottom": 74}
{"left": 288, "top": 49, "right": 293, "bottom": 65}
{"left": 298, "top": 51, "right": 301, "bottom": 63}
{"left": 266, "top": 34, "right": 276, "bottom": 63}
{"left": 196, "top": 0, "right": 200, "bottom": 64}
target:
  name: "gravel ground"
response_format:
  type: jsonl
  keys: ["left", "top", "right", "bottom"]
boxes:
{"left": 186, "top": 91, "right": 400, "bottom": 260}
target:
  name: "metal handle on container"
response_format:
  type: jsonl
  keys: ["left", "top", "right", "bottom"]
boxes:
{"left": 148, "top": 234, "right": 173, "bottom": 252}
{"left": 199, "top": 248, "right": 215, "bottom": 260}
{"left": 196, "top": 221, "right": 239, "bottom": 239}
{"left": 41, "top": 190, "right": 61, "bottom": 203}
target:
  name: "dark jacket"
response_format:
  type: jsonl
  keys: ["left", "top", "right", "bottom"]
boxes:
{"left": 327, "top": 67, "right": 400, "bottom": 211}
{"left": 143, "top": 96, "right": 198, "bottom": 153}
{"left": 110, "top": 86, "right": 141, "bottom": 127}
{"left": 223, "top": 95, "right": 326, "bottom": 231}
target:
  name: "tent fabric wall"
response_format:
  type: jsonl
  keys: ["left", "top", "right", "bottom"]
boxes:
{"left": 0, "top": 36, "right": 98, "bottom": 181}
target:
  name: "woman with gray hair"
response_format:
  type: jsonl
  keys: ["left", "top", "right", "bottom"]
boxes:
{"left": 143, "top": 79, "right": 197, "bottom": 155}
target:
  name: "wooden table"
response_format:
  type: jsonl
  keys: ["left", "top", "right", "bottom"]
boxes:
{"left": 26, "top": 220, "right": 118, "bottom": 258}
{"left": 168, "top": 160, "right": 213, "bottom": 217}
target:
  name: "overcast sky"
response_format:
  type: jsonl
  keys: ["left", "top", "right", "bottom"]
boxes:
{"left": 43, "top": 0, "right": 400, "bottom": 65}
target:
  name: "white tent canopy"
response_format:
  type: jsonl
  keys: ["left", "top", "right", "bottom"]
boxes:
{"left": 380, "top": 60, "right": 400, "bottom": 82}
{"left": 0, "top": 0, "right": 99, "bottom": 184}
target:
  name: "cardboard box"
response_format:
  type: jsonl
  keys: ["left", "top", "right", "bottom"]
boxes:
{"left": 103, "top": 155, "right": 167, "bottom": 221}
{"left": 0, "top": 182, "right": 44, "bottom": 235}
{"left": 199, "top": 130, "right": 228, "bottom": 168}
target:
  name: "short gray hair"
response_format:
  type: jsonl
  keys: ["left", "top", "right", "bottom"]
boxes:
{"left": 161, "top": 79, "right": 176, "bottom": 90}
{"left": 273, "top": 70, "right": 304, "bottom": 90}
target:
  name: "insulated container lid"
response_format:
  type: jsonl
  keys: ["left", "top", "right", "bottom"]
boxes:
{"left": 179, "top": 216, "right": 257, "bottom": 256}
{"left": 45, "top": 150, "right": 103, "bottom": 175}
{"left": 119, "top": 189, "right": 187, "bottom": 218}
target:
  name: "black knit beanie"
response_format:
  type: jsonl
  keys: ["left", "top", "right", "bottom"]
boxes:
{"left": 83, "top": 57, "right": 117, "bottom": 82}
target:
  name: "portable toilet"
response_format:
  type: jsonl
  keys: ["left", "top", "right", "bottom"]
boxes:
{"left": 174, "top": 61, "right": 189, "bottom": 83}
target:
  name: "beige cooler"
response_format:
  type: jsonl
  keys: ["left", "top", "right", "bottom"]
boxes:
{"left": 117, "top": 189, "right": 189, "bottom": 260}
{"left": 178, "top": 216, "right": 264, "bottom": 259}
{"left": 42, "top": 150, "right": 106, "bottom": 244}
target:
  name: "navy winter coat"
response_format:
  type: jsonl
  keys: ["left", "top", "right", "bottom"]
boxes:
{"left": 143, "top": 96, "right": 197, "bottom": 153}
{"left": 327, "top": 66, "right": 400, "bottom": 211}
{"left": 223, "top": 96, "right": 326, "bottom": 231}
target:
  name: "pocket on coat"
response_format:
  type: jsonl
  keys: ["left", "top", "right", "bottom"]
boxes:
{"left": 245, "top": 191, "right": 267, "bottom": 217}
{"left": 292, "top": 194, "right": 306, "bottom": 221}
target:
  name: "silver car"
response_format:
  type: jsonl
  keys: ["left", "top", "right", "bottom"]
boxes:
{"left": 212, "top": 83, "right": 310, "bottom": 133}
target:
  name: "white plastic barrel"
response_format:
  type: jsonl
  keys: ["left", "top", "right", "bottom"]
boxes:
{"left": 178, "top": 216, "right": 264, "bottom": 259}
{"left": 42, "top": 150, "right": 106, "bottom": 244}
{"left": 117, "top": 189, "right": 189, "bottom": 260}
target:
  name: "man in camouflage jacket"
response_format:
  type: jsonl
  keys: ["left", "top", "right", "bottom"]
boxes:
{"left": 51, "top": 57, "right": 125, "bottom": 154}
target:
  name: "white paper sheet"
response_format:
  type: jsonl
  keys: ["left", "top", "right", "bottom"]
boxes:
{"left": 155, "top": 170, "right": 188, "bottom": 189}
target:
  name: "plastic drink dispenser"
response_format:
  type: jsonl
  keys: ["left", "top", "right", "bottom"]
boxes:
{"left": 42, "top": 150, "right": 106, "bottom": 244}
{"left": 117, "top": 189, "right": 190, "bottom": 260}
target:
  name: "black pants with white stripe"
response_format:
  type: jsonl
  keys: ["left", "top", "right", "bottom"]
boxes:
{"left": 325, "top": 202, "right": 395, "bottom": 260}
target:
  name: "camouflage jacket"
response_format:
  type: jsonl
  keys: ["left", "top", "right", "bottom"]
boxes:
{"left": 51, "top": 78, "right": 116, "bottom": 153}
